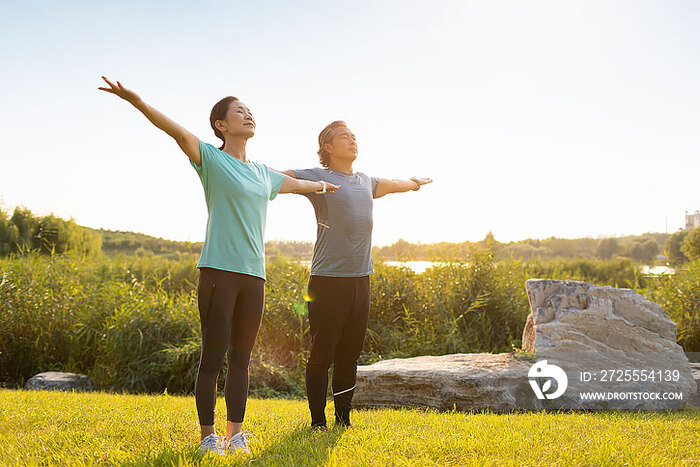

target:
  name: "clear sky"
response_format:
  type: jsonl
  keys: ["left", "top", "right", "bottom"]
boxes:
{"left": 1, "top": 0, "right": 698, "bottom": 246}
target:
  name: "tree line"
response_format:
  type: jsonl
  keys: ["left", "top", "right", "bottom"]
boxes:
{"left": 0, "top": 207, "right": 101, "bottom": 257}
{"left": 2, "top": 205, "right": 699, "bottom": 264}
{"left": 374, "top": 230, "right": 700, "bottom": 265}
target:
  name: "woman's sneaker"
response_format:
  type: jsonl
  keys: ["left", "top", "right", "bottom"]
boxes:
{"left": 198, "top": 433, "right": 224, "bottom": 455}
{"left": 227, "top": 432, "right": 256, "bottom": 454}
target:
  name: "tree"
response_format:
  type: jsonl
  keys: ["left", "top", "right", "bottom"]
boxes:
{"left": 681, "top": 227, "right": 700, "bottom": 261}
{"left": 0, "top": 208, "right": 20, "bottom": 256}
{"left": 0, "top": 207, "right": 102, "bottom": 258}
{"left": 479, "top": 231, "right": 498, "bottom": 250}
{"left": 10, "top": 207, "right": 38, "bottom": 252}
{"left": 35, "top": 215, "right": 62, "bottom": 254}
{"left": 665, "top": 230, "right": 690, "bottom": 266}
{"left": 628, "top": 238, "right": 658, "bottom": 263}
{"left": 596, "top": 238, "right": 618, "bottom": 260}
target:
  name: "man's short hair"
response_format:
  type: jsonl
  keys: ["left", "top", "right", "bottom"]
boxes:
{"left": 317, "top": 120, "right": 347, "bottom": 167}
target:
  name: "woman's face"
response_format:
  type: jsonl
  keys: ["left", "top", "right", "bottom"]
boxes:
{"left": 218, "top": 101, "right": 256, "bottom": 138}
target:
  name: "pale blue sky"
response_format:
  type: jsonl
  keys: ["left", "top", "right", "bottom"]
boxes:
{"left": 1, "top": 0, "right": 699, "bottom": 246}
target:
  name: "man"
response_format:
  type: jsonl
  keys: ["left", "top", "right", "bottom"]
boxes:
{"left": 283, "top": 120, "right": 432, "bottom": 429}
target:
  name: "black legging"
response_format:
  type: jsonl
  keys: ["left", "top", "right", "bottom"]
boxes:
{"left": 194, "top": 267, "right": 265, "bottom": 425}
{"left": 305, "top": 275, "right": 370, "bottom": 426}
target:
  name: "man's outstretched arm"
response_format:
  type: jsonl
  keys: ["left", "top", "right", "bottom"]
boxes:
{"left": 374, "top": 177, "right": 432, "bottom": 199}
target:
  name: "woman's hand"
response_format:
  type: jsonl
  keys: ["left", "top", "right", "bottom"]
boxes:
{"left": 314, "top": 180, "right": 340, "bottom": 194}
{"left": 98, "top": 76, "right": 200, "bottom": 165}
{"left": 98, "top": 76, "right": 142, "bottom": 106}
{"left": 278, "top": 177, "right": 340, "bottom": 194}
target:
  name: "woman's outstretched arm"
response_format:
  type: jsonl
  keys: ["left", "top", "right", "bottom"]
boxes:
{"left": 279, "top": 176, "right": 340, "bottom": 194}
{"left": 98, "top": 76, "right": 201, "bottom": 165}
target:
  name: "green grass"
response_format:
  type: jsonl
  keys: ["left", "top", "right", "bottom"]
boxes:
{"left": 1, "top": 390, "right": 698, "bottom": 466}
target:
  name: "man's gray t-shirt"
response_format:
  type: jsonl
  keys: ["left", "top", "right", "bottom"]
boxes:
{"left": 293, "top": 167, "right": 379, "bottom": 277}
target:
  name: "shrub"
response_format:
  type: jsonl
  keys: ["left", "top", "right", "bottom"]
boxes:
{"left": 640, "top": 259, "right": 700, "bottom": 352}
{"left": 1, "top": 250, "right": 696, "bottom": 397}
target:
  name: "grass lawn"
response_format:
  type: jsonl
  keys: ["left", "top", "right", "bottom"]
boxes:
{"left": 0, "top": 389, "right": 698, "bottom": 466}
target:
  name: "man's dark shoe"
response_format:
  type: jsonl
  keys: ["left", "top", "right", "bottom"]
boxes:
{"left": 335, "top": 410, "right": 351, "bottom": 428}
{"left": 311, "top": 422, "right": 328, "bottom": 432}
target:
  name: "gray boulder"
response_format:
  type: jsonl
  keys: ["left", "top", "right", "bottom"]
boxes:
{"left": 523, "top": 279, "right": 696, "bottom": 410}
{"left": 24, "top": 372, "right": 95, "bottom": 392}
{"left": 353, "top": 353, "right": 535, "bottom": 412}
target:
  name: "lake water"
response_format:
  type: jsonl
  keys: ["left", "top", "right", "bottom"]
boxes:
{"left": 297, "top": 260, "right": 451, "bottom": 274}
{"left": 640, "top": 265, "right": 675, "bottom": 276}
{"left": 389, "top": 262, "right": 677, "bottom": 276}
{"left": 298, "top": 261, "right": 675, "bottom": 275}
{"left": 384, "top": 260, "right": 446, "bottom": 274}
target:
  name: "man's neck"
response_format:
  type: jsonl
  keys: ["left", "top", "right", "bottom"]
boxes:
{"left": 328, "top": 160, "right": 354, "bottom": 175}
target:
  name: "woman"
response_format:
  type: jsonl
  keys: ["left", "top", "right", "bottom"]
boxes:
{"left": 98, "top": 77, "right": 338, "bottom": 455}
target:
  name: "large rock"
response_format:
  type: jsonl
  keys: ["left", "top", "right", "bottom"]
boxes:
{"left": 354, "top": 353, "right": 535, "bottom": 412}
{"left": 522, "top": 279, "right": 696, "bottom": 410}
{"left": 354, "top": 279, "right": 697, "bottom": 412}
{"left": 24, "top": 372, "right": 95, "bottom": 392}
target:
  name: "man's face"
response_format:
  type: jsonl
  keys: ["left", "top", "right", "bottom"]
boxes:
{"left": 327, "top": 127, "right": 357, "bottom": 164}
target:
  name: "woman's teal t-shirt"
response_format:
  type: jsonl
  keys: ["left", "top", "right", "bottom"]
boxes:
{"left": 191, "top": 140, "right": 285, "bottom": 280}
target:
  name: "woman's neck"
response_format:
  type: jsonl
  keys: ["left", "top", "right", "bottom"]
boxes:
{"left": 222, "top": 136, "right": 248, "bottom": 162}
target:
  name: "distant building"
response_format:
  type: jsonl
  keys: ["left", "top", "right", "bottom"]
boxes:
{"left": 686, "top": 210, "right": 700, "bottom": 230}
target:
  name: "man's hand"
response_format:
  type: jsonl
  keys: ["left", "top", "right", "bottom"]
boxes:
{"left": 374, "top": 177, "right": 433, "bottom": 198}
{"left": 410, "top": 177, "right": 433, "bottom": 191}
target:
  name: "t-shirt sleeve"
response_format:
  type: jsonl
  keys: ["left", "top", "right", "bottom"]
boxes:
{"left": 370, "top": 175, "right": 380, "bottom": 197}
{"left": 293, "top": 168, "right": 322, "bottom": 181}
{"left": 190, "top": 140, "right": 218, "bottom": 189}
{"left": 267, "top": 166, "right": 286, "bottom": 201}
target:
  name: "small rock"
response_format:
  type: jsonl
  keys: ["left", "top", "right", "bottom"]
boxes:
{"left": 690, "top": 363, "right": 700, "bottom": 408}
{"left": 24, "top": 372, "right": 94, "bottom": 392}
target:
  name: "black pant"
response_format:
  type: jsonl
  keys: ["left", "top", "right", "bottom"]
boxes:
{"left": 305, "top": 275, "right": 370, "bottom": 426}
{"left": 194, "top": 267, "right": 265, "bottom": 425}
